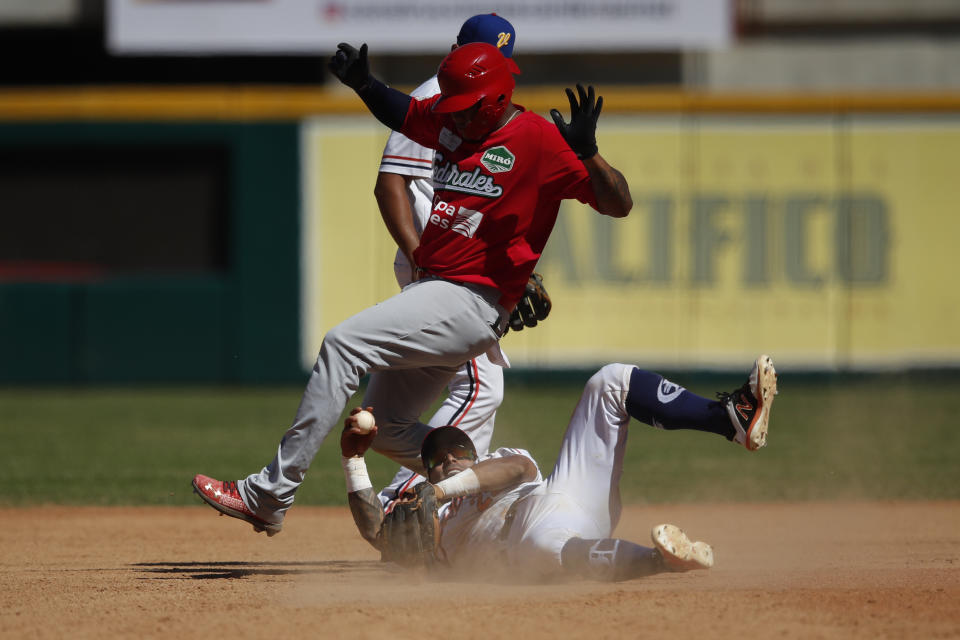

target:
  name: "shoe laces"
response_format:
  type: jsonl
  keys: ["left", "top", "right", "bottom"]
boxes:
{"left": 716, "top": 381, "right": 752, "bottom": 405}
{"left": 223, "top": 480, "right": 239, "bottom": 495}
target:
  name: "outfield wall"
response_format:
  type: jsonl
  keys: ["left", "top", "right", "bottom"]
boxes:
{"left": 302, "top": 112, "right": 960, "bottom": 371}
{"left": 0, "top": 121, "right": 301, "bottom": 383}
{"left": 1, "top": 88, "right": 958, "bottom": 382}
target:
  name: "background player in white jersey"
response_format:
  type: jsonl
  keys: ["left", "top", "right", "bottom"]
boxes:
{"left": 371, "top": 14, "right": 519, "bottom": 503}
{"left": 193, "top": 36, "right": 635, "bottom": 537}
{"left": 342, "top": 355, "right": 778, "bottom": 581}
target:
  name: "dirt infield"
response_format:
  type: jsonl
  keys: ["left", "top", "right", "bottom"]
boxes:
{"left": 2, "top": 502, "right": 958, "bottom": 639}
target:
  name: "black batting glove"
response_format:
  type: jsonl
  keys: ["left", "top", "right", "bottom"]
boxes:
{"left": 328, "top": 42, "right": 371, "bottom": 91}
{"left": 550, "top": 84, "right": 603, "bottom": 159}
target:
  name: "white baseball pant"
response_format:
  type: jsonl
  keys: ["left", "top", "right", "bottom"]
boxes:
{"left": 504, "top": 363, "right": 634, "bottom": 580}
{"left": 372, "top": 350, "right": 503, "bottom": 504}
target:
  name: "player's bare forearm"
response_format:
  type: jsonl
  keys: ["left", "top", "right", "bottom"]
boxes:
{"left": 435, "top": 455, "right": 537, "bottom": 501}
{"left": 474, "top": 455, "right": 537, "bottom": 491}
{"left": 348, "top": 487, "right": 386, "bottom": 549}
{"left": 374, "top": 172, "right": 421, "bottom": 268}
{"left": 584, "top": 154, "right": 632, "bottom": 218}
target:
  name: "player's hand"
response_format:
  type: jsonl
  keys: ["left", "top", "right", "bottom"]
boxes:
{"left": 550, "top": 84, "right": 603, "bottom": 159}
{"left": 328, "top": 42, "right": 371, "bottom": 91}
{"left": 429, "top": 483, "right": 447, "bottom": 502}
{"left": 340, "top": 406, "right": 377, "bottom": 458}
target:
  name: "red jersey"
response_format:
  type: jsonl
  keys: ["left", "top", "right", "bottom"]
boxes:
{"left": 400, "top": 97, "right": 598, "bottom": 310}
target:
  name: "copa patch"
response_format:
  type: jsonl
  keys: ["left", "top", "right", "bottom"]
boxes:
{"left": 480, "top": 146, "right": 515, "bottom": 174}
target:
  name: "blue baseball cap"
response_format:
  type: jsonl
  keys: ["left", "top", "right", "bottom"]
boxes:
{"left": 457, "top": 13, "right": 516, "bottom": 58}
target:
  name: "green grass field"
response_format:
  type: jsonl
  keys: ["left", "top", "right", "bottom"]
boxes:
{"left": 2, "top": 371, "right": 958, "bottom": 506}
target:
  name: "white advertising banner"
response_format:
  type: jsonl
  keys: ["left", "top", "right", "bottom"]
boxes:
{"left": 107, "top": 0, "right": 732, "bottom": 54}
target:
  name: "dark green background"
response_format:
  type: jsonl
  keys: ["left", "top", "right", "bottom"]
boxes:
{"left": 0, "top": 122, "right": 301, "bottom": 384}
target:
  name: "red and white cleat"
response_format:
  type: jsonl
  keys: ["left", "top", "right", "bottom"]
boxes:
{"left": 192, "top": 474, "right": 282, "bottom": 537}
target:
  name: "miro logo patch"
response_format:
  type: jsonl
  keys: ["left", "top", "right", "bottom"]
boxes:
{"left": 480, "top": 146, "right": 515, "bottom": 174}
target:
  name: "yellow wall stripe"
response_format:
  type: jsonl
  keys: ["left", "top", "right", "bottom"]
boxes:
{"left": 3, "top": 86, "right": 960, "bottom": 120}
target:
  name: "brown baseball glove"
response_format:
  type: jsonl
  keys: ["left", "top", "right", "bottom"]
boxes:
{"left": 508, "top": 272, "right": 552, "bottom": 332}
{"left": 378, "top": 482, "right": 440, "bottom": 568}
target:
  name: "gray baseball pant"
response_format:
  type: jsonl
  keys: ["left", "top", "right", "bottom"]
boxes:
{"left": 238, "top": 277, "right": 505, "bottom": 524}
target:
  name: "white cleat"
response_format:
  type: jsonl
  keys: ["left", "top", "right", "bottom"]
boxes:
{"left": 651, "top": 524, "right": 714, "bottom": 571}
{"left": 719, "top": 354, "right": 778, "bottom": 451}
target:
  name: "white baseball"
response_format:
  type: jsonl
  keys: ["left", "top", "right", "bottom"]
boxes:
{"left": 354, "top": 410, "right": 375, "bottom": 434}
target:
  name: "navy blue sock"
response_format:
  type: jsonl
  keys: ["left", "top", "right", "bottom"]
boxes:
{"left": 625, "top": 367, "right": 735, "bottom": 440}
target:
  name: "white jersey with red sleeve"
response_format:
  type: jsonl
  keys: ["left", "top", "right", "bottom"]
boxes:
{"left": 377, "top": 76, "right": 440, "bottom": 288}
{"left": 400, "top": 98, "right": 598, "bottom": 310}
{"left": 435, "top": 447, "right": 542, "bottom": 572}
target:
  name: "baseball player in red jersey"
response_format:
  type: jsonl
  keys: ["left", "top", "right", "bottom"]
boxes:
{"left": 192, "top": 39, "right": 633, "bottom": 536}
{"left": 342, "top": 355, "right": 778, "bottom": 581}
{"left": 372, "top": 14, "right": 519, "bottom": 506}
